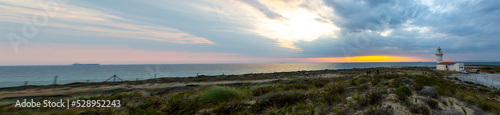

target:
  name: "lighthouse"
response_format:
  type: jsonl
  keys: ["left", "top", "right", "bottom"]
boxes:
{"left": 435, "top": 47, "right": 464, "bottom": 71}
{"left": 435, "top": 47, "right": 443, "bottom": 63}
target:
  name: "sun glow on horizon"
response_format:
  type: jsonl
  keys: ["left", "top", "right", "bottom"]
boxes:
{"left": 308, "top": 56, "right": 430, "bottom": 63}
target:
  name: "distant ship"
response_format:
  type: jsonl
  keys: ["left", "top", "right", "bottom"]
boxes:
{"left": 72, "top": 63, "right": 99, "bottom": 66}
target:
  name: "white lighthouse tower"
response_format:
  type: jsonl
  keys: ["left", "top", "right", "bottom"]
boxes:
{"left": 435, "top": 47, "right": 464, "bottom": 71}
{"left": 435, "top": 47, "right": 443, "bottom": 63}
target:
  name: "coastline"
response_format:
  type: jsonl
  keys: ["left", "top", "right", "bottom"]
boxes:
{"left": 0, "top": 67, "right": 423, "bottom": 100}
{"left": 1, "top": 66, "right": 500, "bottom": 114}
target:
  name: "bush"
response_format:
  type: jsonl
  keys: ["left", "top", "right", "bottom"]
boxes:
{"left": 409, "top": 105, "right": 429, "bottom": 115}
{"left": 252, "top": 85, "right": 278, "bottom": 96}
{"left": 350, "top": 77, "right": 369, "bottom": 86}
{"left": 199, "top": 86, "right": 242, "bottom": 104}
{"left": 360, "top": 90, "right": 383, "bottom": 106}
{"left": 322, "top": 83, "right": 346, "bottom": 103}
{"left": 211, "top": 102, "right": 246, "bottom": 114}
{"left": 378, "top": 74, "right": 403, "bottom": 79}
{"left": 413, "top": 75, "right": 459, "bottom": 97}
{"left": 413, "top": 83, "right": 424, "bottom": 91}
{"left": 282, "top": 83, "right": 312, "bottom": 90}
{"left": 324, "top": 83, "right": 346, "bottom": 95}
{"left": 395, "top": 86, "right": 412, "bottom": 101}
{"left": 311, "top": 79, "right": 331, "bottom": 87}
{"left": 427, "top": 99, "right": 439, "bottom": 109}
{"left": 377, "top": 89, "right": 388, "bottom": 95}
{"left": 254, "top": 91, "right": 310, "bottom": 110}
{"left": 458, "top": 91, "right": 500, "bottom": 113}
{"left": 391, "top": 79, "right": 403, "bottom": 88}
{"left": 356, "top": 84, "right": 369, "bottom": 91}
{"left": 371, "top": 76, "right": 381, "bottom": 86}
{"left": 161, "top": 98, "right": 199, "bottom": 114}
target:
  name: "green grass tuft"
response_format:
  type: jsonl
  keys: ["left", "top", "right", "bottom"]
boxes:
{"left": 395, "top": 86, "right": 412, "bottom": 101}
{"left": 199, "top": 86, "right": 242, "bottom": 104}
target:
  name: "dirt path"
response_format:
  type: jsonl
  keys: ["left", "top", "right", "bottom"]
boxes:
{"left": 449, "top": 73, "right": 500, "bottom": 88}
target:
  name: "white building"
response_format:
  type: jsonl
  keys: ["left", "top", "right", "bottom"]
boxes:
{"left": 435, "top": 47, "right": 464, "bottom": 71}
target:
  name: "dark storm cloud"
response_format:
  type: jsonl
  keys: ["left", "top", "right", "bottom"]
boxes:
{"left": 293, "top": 0, "right": 500, "bottom": 61}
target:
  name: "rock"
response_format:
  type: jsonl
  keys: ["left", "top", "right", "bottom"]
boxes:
{"left": 420, "top": 86, "right": 439, "bottom": 98}
{"left": 467, "top": 105, "right": 485, "bottom": 115}
{"left": 406, "top": 98, "right": 414, "bottom": 105}
{"left": 440, "top": 110, "right": 464, "bottom": 115}
{"left": 416, "top": 97, "right": 430, "bottom": 103}
{"left": 381, "top": 94, "right": 388, "bottom": 99}
{"left": 378, "top": 106, "right": 394, "bottom": 115}
{"left": 400, "top": 77, "right": 413, "bottom": 84}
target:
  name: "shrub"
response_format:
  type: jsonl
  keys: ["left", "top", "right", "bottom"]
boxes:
{"left": 252, "top": 85, "right": 278, "bottom": 96}
{"left": 254, "top": 91, "right": 310, "bottom": 110}
{"left": 161, "top": 98, "right": 200, "bottom": 114}
{"left": 427, "top": 99, "right": 439, "bottom": 109}
{"left": 322, "top": 83, "right": 346, "bottom": 103}
{"left": 493, "top": 90, "right": 500, "bottom": 96}
{"left": 360, "top": 90, "right": 383, "bottom": 106}
{"left": 350, "top": 77, "right": 369, "bottom": 86}
{"left": 358, "top": 84, "right": 369, "bottom": 91}
{"left": 371, "top": 76, "right": 381, "bottom": 86}
{"left": 199, "top": 86, "right": 242, "bottom": 104}
{"left": 324, "top": 83, "right": 346, "bottom": 95}
{"left": 409, "top": 105, "right": 430, "bottom": 115}
{"left": 479, "top": 100, "right": 500, "bottom": 113}
{"left": 323, "top": 94, "right": 342, "bottom": 104}
{"left": 211, "top": 102, "right": 246, "bottom": 114}
{"left": 458, "top": 91, "right": 500, "bottom": 113}
{"left": 377, "top": 89, "right": 388, "bottom": 95}
{"left": 413, "top": 83, "right": 424, "bottom": 91}
{"left": 395, "top": 86, "right": 412, "bottom": 101}
{"left": 378, "top": 74, "right": 403, "bottom": 79}
{"left": 311, "top": 79, "right": 331, "bottom": 87}
{"left": 391, "top": 79, "right": 403, "bottom": 88}
{"left": 282, "top": 83, "right": 312, "bottom": 90}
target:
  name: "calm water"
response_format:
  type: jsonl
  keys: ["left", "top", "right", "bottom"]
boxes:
{"left": 1, "top": 62, "right": 499, "bottom": 88}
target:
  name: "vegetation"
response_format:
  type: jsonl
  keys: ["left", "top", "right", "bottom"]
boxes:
{"left": 359, "top": 90, "right": 382, "bottom": 106}
{"left": 2, "top": 66, "right": 500, "bottom": 114}
{"left": 427, "top": 98, "right": 439, "bottom": 109}
{"left": 199, "top": 86, "right": 243, "bottom": 104}
{"left": 395, "top": 86, "right": 412, "bottom": 101}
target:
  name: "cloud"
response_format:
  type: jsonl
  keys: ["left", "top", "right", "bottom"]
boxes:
{"left": 204, "top": 0, "right": 340, "bottom": 49}
{"left": 292, "top": 0, "right": 500, "bottom": 60}
{"left": 2, "top": 0, "right": 500, "bottom": 65}
{"left": 0, "top": 0, "right": 213, "bottom": 44}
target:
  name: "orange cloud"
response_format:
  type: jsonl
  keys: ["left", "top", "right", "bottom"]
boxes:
{"left": 307, "top": 56, "right": 431, "bottom": 63}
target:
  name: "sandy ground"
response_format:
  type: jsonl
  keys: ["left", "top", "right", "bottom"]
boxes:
{"left": 449, "top": 73, "right": 500, "bottom": 88}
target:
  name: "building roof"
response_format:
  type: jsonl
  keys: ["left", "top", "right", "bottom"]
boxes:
{"left": 437, "top": 62, "right": 455, "bottom": 65}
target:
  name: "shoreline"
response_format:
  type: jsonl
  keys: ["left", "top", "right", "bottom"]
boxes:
{"left": 0, "top": 66, "right": 429, "bottom": 100}
{"left": 1, "top": 65, "right": 500, "bottom": 114}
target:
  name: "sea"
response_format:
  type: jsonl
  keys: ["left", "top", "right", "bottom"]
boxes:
{"left": 1, "top": 62, "right": 499, "bottom": 88}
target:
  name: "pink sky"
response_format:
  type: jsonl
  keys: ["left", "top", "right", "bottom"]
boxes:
{"left": 0, "top": 43, "right": 433, "bottom": 65}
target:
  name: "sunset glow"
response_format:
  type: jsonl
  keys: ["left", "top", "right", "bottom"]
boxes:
{"left": 309, "top": 56, "right": 430, "bottom": 63}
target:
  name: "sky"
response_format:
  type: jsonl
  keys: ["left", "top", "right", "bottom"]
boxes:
{"left": 1, "top": 0, "right": 499, "bottom": 65}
